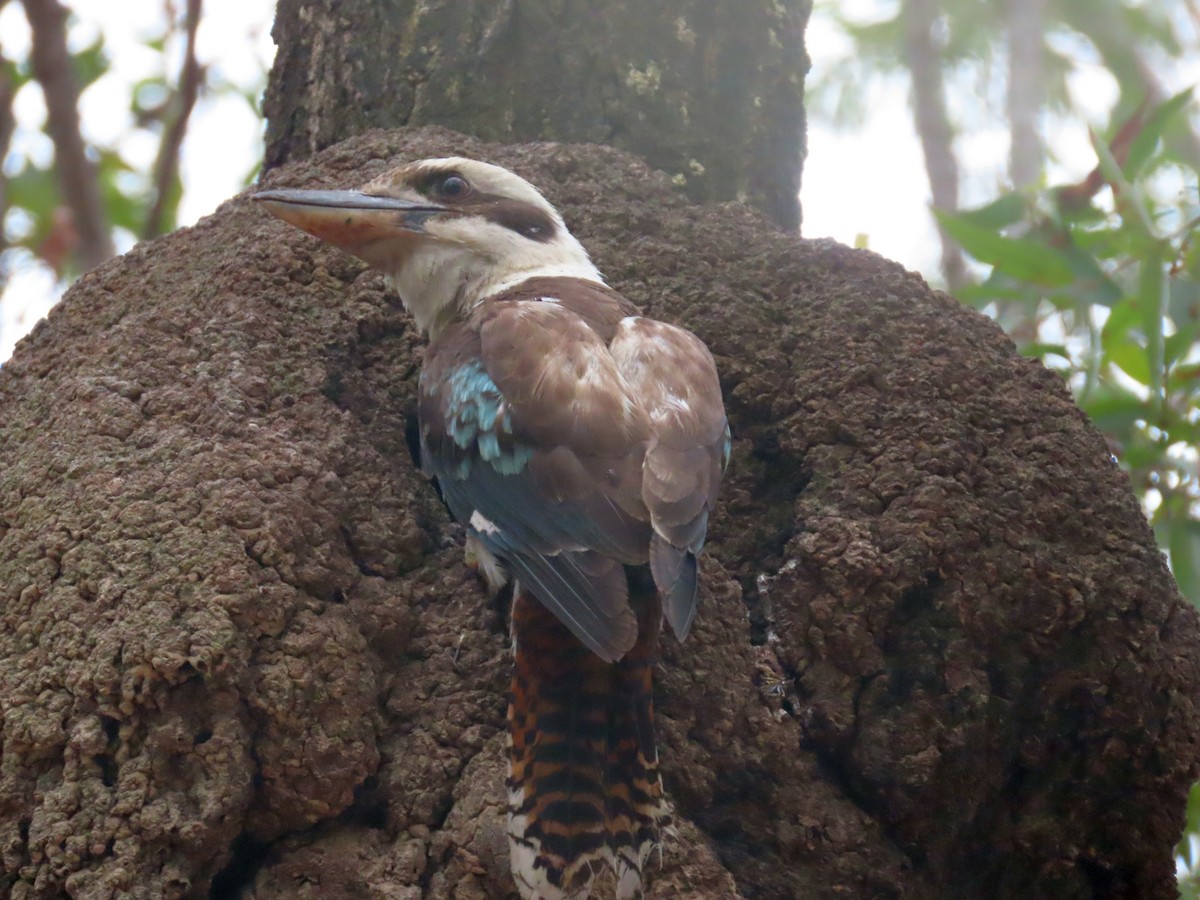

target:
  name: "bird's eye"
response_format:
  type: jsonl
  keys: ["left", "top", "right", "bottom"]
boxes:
{"left": 436, "top": 174, "right": 470, "bottom": 200}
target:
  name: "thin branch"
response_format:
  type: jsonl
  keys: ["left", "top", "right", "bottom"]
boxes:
{"left": 1055, "top": 101, "right": 1150, "bottom": 214}
{"left": 1006, "top": 0, "right": 1046, "bottom": 189}
{"left": 902, "top": 0, "right": 968, "bottom": 291}
{"left": 21, "top": 0, "right": 114, "bottom": 270}
{"left": 143, "top": 0, "right": 203, "bottom": 238}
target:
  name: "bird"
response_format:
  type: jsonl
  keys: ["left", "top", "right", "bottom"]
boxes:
{"left": 255, "top": 157, "right": 729, "bottom": 899}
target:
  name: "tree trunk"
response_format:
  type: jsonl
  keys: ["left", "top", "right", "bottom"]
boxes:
{"left": 1006, "top": 0, "right": 1046, "bottom": 189}
{"left": 1, "top": 126, "right": 1197, "bottom": 899}
{"left": 262, "top": 0, "right": 810, "bottom": 231}
{"left": 902, "top": 0, "right": 968, "bottom": 291}
{"left": 23, "top": 0, "right": 116, "bottom": 270}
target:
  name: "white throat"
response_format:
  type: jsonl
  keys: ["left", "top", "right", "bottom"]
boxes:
{"left": 388, "top": 235, "right": 604, "bottom": 338}
{"left": 484, "top": 261, "right": 606, "bottom": 299}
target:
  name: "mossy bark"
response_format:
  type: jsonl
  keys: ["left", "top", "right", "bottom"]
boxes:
{"left": 263, "top": 0, "right": 810, "bottom": 230}
{"left": 1, "top": 128, "right": 1196, "bottom": 898}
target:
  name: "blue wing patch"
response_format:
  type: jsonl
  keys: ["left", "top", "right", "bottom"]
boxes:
{"left": 423, "top": 351, "right": 649, "bottom": 662}
{"left": 442, "top": 360, "right": 533, "bottom": 477}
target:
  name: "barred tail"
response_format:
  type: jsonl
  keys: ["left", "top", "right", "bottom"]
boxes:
{"left": 507, "top": 578, "right": 666, "bottom": 900}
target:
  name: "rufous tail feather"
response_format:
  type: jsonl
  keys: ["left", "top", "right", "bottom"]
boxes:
{"left": 507, "top": 578, "right": 666, "bottom": 899}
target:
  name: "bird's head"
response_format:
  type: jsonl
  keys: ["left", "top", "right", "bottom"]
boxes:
{"left": 255, "top": 157, "right": 602, "bottom": 337}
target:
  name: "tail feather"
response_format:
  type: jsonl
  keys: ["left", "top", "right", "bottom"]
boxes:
{"left": 507, "top": 577, "right": 666, "bottom": 899}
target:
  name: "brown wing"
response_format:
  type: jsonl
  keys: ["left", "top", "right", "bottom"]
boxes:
{"left": 491, "top": 275, "right": 641, "bottom": 341}
{"left": 419, "top": 298, "right": 655, "bottom": 661}
{"left": 609, "top": 316, "right": 729, "bottom": 640}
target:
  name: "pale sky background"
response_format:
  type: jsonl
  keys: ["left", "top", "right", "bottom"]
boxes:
{"left": 0, "top": 0, "right": 1194, "bottom": 360}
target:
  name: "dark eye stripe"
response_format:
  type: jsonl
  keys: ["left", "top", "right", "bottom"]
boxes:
{"left": 483, "top": 199, "right": 557, "bottom": 243}
{"left": 413, "top": 169, "right": 558, "bottom": 243}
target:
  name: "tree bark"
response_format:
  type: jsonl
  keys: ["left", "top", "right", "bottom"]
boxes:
{"left": 262, "top": 0, "right": 810, "bottom": 231}
{"left": 1006, "top": 0, "right": 1046, "bottom": 189}
{"left": 901, "top": 0, "right": 968, "bottom": 291}
{"left": 142, "top": 0, "right": 204, "bottom": 240}
{"left": 22, "top": 0, "right": 115, "bottom": 270}
{"left": 0, "top": 127, "right": 1196, "bottom": 899}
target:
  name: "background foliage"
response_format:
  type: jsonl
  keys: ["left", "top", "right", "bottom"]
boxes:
{"left": 810, "top": 0, "right": 1200, "bottom": 889}
{"left": 0, "top": 0, "right": 268, "bottom": 357}
{"left": 1, "top": 0, "right": 1198, "bottom": 889}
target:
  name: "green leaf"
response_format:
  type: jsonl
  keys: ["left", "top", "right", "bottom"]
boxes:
{"left": 1180, "top": 778, "right": 1200, "bottom": 884}
{"left": 1137, "top": 243, "right": 1169, "bottom": 404}
{"left": 935, "top": 210, "right": 1075, "bottom": 286}
{"left": 1126, "top": 88, "right": 1194, "bottom": 180}
{"left": 1101, "top": 297, "right": 1141, "bottom": 347}
{"left": 5, "top": 163, "right": 59, "bottom": 216}
{"left": 1168, "top": 521, "right": 1200, "bottom": 606}
{"left": 955, "top": 192, "right": 1029, "bottom": 232}
{"left": 1170, "top": 363, "right": 1200, "bottom": 391}
{"left": 1106, "top": 338, "right": 1152, "bottom": 385}
{"left": 955, "top": 280, "right": 1029, "bottom": 309}
{"left": 1054, "top": 238, "right": 1124, "bottom": 307}
{"left": 838, "top": 12, "right": 904, "bottom": 55}
{"left": 1169, "top": 278, "right": 1200, "bottom": 326}
{"left": 1121, "top": 433, "right": 1163, "bottom": 470}
{"left": 1162, "top": 416, "right": 1200, "bottom": 445}
{"left": 1166, "top": 322, "right": 1200, "bottom": 366}
{"left": 4, "top": 164, "right": 60, "bottom": 247}
{"left": 1020, "top": 342, "right": 1072, "bottom": 362}
{"left": 71, "top": 35, "right": 110, "bottom": 91}
{"left": 131, "top": 78, "right": 171, "bottom": 117}
{"left": 1092, "top": 129, "right": 1157, "bottom": 240}
{"left": 1187, "top": 780, "right": 1200, "bottom": 841}
{"left": 94, "top": 149, "right": 147, "bottom": 234}
{"left": 1079, "top": 384, "right": 1145, "bottom": 434}
{"left": 1, "top": 57, "right": 30, "bottom": 92}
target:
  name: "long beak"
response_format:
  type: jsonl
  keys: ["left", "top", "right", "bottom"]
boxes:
{"left": 254, "top": 189, "right": 449, "bottom": 269}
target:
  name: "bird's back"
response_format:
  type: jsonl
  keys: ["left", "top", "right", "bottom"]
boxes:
{"left": 418, "top": 276, "right": 726, "bottom": 898}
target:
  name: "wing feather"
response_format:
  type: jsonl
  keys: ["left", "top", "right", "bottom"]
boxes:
{"left": 420, "top": 299, "right": 652, "bottom": 660}
{"left": 609, "top": 316, "right": 728, "bottom": 640}
{"left": 420, "top": 293, "right": 728, "bottom": 655}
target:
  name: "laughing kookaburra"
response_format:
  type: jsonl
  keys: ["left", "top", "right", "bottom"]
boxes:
{"left": 256, "top": 157, "right": 729, "bottom": 900}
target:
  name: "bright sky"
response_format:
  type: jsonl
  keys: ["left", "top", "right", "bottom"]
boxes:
{"left": 0, "top": 0, "right": 1194, "bottom": 360}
